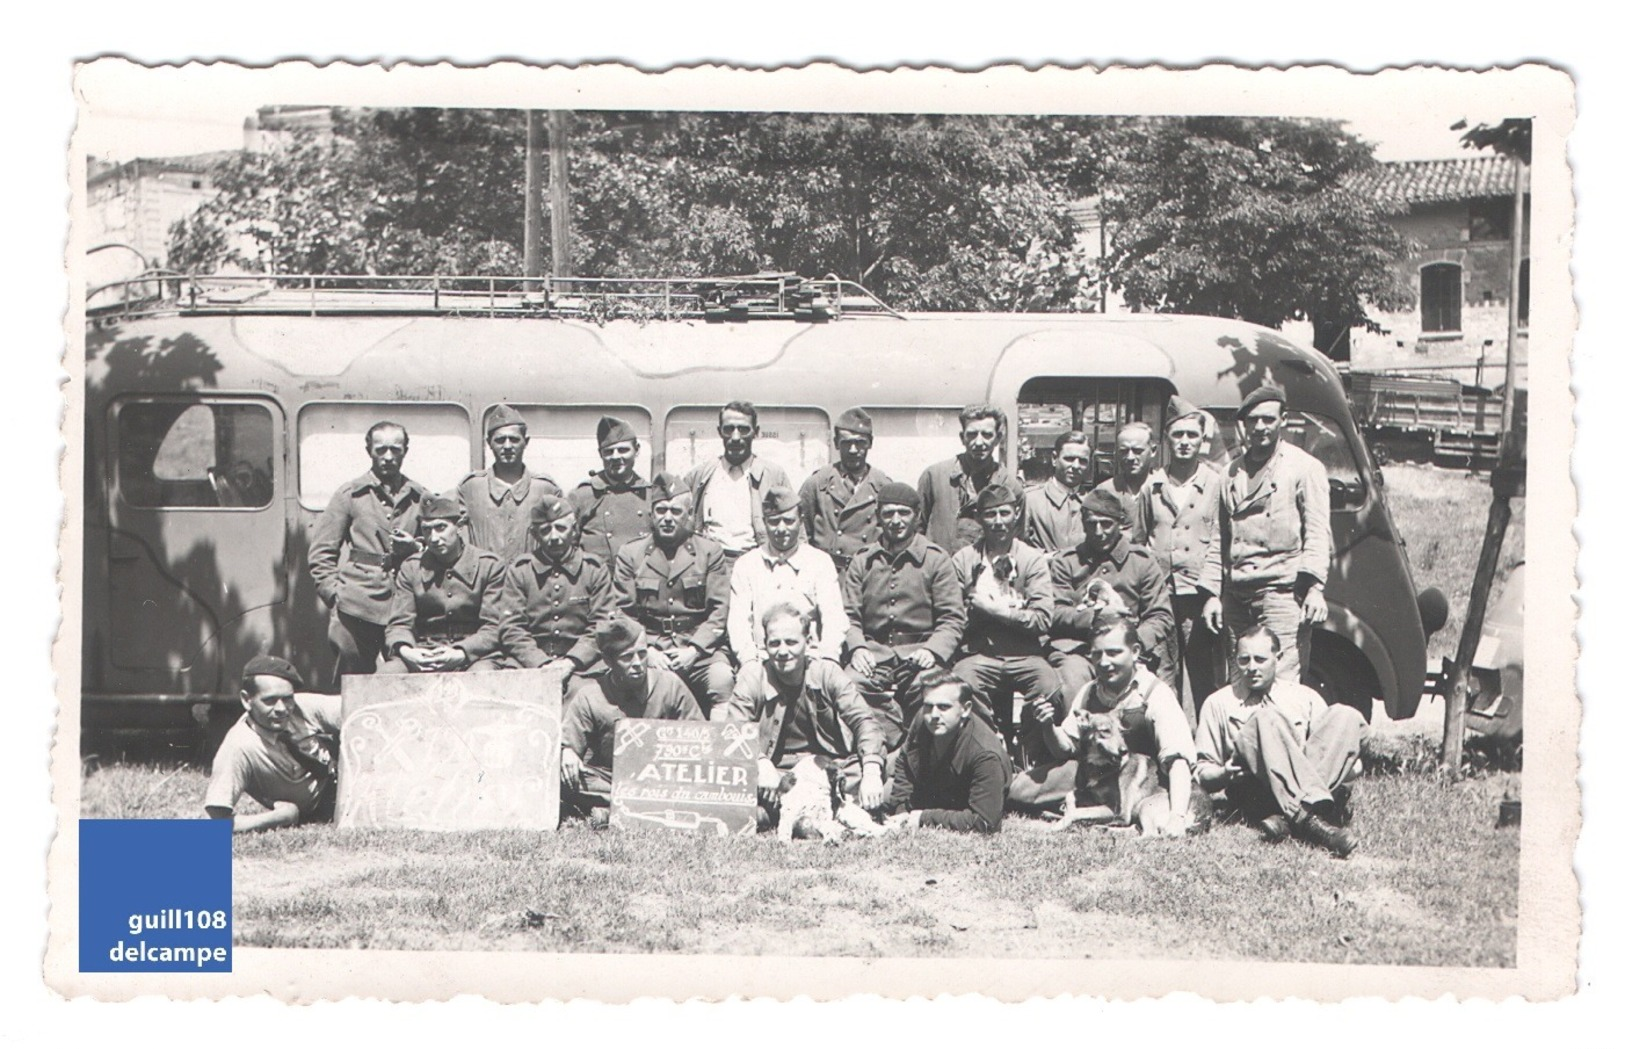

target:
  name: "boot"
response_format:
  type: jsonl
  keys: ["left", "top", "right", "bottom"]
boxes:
{"left": 1258, "top": 814, "right": 1290, "bottom": 843}
{"left": 1295, "top": 812, "right": 1357, "bottom": 858}
{"left": 1330, "top": 785, "right": 1354, "bottom": 828}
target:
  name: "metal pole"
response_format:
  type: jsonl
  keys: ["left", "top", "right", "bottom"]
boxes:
{"left": 548, "top": 110, "right": 573, "bottom": 279}
{"left": 523, "top": 111, "right": 546, "bottom": 280}
{"left": 1500, "top": 160, "right": 1527, "bottom": 453}
{"left": 1441, "top": 480, "right": 1515, "bottom": 778}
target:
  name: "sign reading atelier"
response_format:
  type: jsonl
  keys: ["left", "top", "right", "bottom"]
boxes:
{"left": 609, "top": 720, "right": 759, "bottom": 836}
{"left": 337, "top": 669, "right": 562, "bottom": 832}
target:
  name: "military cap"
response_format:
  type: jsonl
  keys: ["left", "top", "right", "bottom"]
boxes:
{"left": 485, "top": 404, "right": 528, "bottom": 437}
{"left": 597, "top": 415, "right": 638, "bottom": 449}
{"left": 973, "top": 483, "right": 1019, "bottom": 514}
{"left": 876, "top": 482, "right": 922, "bottom": 510}
{"left": 649, "top": 471, "right": 691, "bottom": 505}
{"left": 242, "top": 654, "right": 304, "bottom": 689}
{"left": 1080, "top": 487, "right": 1129, "bottom": 523}
{"left": 1237, "top": 384, "right": 1287, "bottom": 420}
{"left": 1166, "top": 394, "right": 1204, "bottom": 427}
{"left": 420, "top": 492, "right": 465, "bottom": 522}
{"left": 595, "top": 617, "right": 646, "bottom": 657}
{"left": 528, "top": 494, "right": 575, "bottom": 526}
{"left": 761, "top": 485, "right": 799, "bottom": 518}
{"left": 834, "top": 407, "right": 874, "bottom": 438}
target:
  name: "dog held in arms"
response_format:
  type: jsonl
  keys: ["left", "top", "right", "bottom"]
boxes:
{"left": 774, "top": 755, "right": 886, "bottom": 843}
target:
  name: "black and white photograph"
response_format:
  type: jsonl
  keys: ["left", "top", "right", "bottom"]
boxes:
{"left": 48, "top": 60, "right": 1576, "bottom": 1002}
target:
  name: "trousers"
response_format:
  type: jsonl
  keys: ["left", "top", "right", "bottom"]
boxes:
{"left": 652, "top": 643, "right": 735, "bottom": 717}
{"left": 1223, "top": 587, "right": 1313, "bottom": 685}
{"left": 326, "top": 608, "right": 384, "bottom": 686}
{"left": 951, "top": 653, "right": 1062, "bottom": 754}
{"left": 845, "top": 655, "right": 925, "bottom": 750}
{"left": 1173, "top": 592, "right": 1224, "bottom": 718}
{"left": 1229, "top": 703, "right": 1367, "bottom": 819}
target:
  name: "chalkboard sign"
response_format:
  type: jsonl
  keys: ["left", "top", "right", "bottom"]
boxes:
{"left": 609, "top": 720, "right": 759, "bottom": 836}
{"left": 336, "top": 668, "right": 563, "bottom": 832}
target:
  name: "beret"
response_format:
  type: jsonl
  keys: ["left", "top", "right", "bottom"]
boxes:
{"left": 1237, "top": 384, "right": 1287, "bottom": 420}
{"left": 597, "top": 415, "right": 638, "bottom": 449}
{"left": 877, "top": 482, "right": 922, "bottom": 509}
{"left": 528, "top": 494, "right": 575, "bottom": 526}
{"left": 649, "top": 471, "right": 691, "bottom": 504}
{"left": 242, "top": 654, "right": 303, "bottom": 689}
{"left": 595, "top": 617, "right": 646, "bottom": 657}
{"left": 420, "top": 492, "right": 464, "bottom": 521}
{"left": 1080, "top": 487, "right": 1129, "bottom": 523}
{"left": 1166, "top": 394, "right": 1203, "bottom": 426}
{"left": 485, "top": 404, "right": 528, "bottom": 436}
{"left": 834, "top": 407, "right": 873, "bottom": 437}
{"left": 973, "top": 483, "right": 1018, "bottom": 513}
{"left": 761, "top": 485, "right": 799, "bottom": 518}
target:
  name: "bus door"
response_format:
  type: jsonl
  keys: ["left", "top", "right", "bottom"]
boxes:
{"left": 105, "top": 395, "right": 286, "bottom": 694}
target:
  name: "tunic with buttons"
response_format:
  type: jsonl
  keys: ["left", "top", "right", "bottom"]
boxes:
{"left": 1049, "top": 534, "right": 1174, "bottom": 661}
{"left": 798, "top": 463, "right": 893, "bottom": 570}
{"left": 1199, "top": 442, "right": 1332, "bottom": 596}
{"left": 568, "top": 472, "right": 654, "bottom": 564}
{"left": 1138, "top": 463, "right": 1222, "bottom": 595}
{"left": 498, "top": 548, "right": 616, "bottom": 668}
{"left": 309, "top": 470, "right": 430, "bottom": 625}
{"left": 383, "top": 542, "right": 507, "bottom": 659}
{"left": 611, "top": 531, "right": 731, "bottom": 652}
{"left": 840, "top": 535, "right": 966, "bottom": 666}
{"left": 457, "top": 469, "right": 563, "bottom": 562}
{"left": 1024, "top": 477, "right": 1087, "bottom": 552}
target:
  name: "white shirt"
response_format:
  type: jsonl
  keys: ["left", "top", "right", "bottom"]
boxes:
{"left": 727, "top": 543, "right": 849, "bottom": 664}
{"left": 703, "top": 463, "right": 756, "bottom": 553}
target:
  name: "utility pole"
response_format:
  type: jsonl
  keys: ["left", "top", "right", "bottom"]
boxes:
{"left": 548, "top": 110, "right": 573, "bottom": 279}
{"left": 1499, "top": 159, "right": 1527, "bottom": 450}
{"left": 523, "top": 111, "right": 545, "bottom": 280}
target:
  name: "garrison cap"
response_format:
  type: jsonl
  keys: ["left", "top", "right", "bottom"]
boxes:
{"left": 1237, "top": 384, "right": 1287, "bottom": 420}
{"left": 973, "top": 483, "right": 1019, "bottom": 514}
{"left": 597, "top": 415, "right": 638, "bottom": 449}
{"left": 834, "top": 407, "right": 874, "bottom": 438}
{"left": 485, "top": 404, "right": 528, "bottom": 437}
{"left": 595, "top": 617, "right": 646, "bottom": 657}
{"left": 876, "top": 481, "right": 922, "bottom": 510}
{"left": 420, "top": 492, "right": 465, "bottom": 522}
{"left": 761, "top": 485, "right": 799, "bottom": 518}
{"left": 1166, "top": 394, "right": 1204, "bottom": 427}
{"left": 528, "top": 494, "right": 575, "bottom": 526}
{"left": 242, "top": 654, "right": 304, "bottom": 689}
{"left": 1080, "top": 487, "right": 1129, "bottom": 523}
{"left": 649, "top": 471, "right": 691, "bottom": 505}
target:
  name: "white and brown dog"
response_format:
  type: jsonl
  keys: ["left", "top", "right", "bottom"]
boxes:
{"left": 1052, "top": 710, "right": 1177, "bottom": 836}
{"left": 774, "top": 755, "right": 886, "bottom": 843}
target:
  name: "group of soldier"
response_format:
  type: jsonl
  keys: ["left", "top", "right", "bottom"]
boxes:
{"left": 206, "top": 388, "right": 1367, "bottom": 857}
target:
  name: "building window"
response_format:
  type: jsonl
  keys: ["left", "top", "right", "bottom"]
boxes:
{"left": 1468, "top": 200, "right": 1513, "bottom": 241}
{"left": 1420, "top": 262, "right": 1462, "bottom": 334}
{"left": 1518, "top": 258, "right": 1530, "bottom": 327}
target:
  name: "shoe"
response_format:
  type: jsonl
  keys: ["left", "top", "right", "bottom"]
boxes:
{"left": 1295, "top": 813, "right": 1358, "bottom": 858}
{"left": 1331, "top": 785, "right": 1354, "bottom": 828}
{"left": 1258, "top": 814, "right": 1290, "bottom": 843}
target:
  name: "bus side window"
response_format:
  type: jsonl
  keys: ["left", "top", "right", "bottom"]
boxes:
{"left": 483, "top": 405, "right": 653, "bottom": 489}
{"left": 862, "top": 407, "right": 965, "bottom": 487}
{"left": 297, "top": 403, "right": 471, "bottom": 510}
{"left": 116, "top": 400, "right": 274, "bottom": 509}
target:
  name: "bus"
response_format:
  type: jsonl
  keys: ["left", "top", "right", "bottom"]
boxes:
{"left": 80, "top": 273, "right": 1448, "bottom": 733}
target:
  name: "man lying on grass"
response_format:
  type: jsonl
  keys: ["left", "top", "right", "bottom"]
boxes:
{"left": 1194, "top": 625, "right": 1367, "bottom": 858}
{"left": 203, "top": 655, "right": 339, "bottom": 833}
{"left": 884, "top": 669, "right": 1012, "bottom": 833}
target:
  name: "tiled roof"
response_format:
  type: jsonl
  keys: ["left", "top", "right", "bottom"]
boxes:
{"left": 1346, "top": 155, "right": 1521, "bottom": 206}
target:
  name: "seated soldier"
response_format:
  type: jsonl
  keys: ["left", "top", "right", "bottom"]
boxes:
{"left": 1194, "top": 624, "right": 1366, "bottom": 857}
{"left": 380, "top": 493, "right": 508, "bottom": 673}
{"left": 203, "top": 655, "right": 340, "bottom": 833}
{"left": 728, "top": 484, "right": 848, "bottom": 667}
{"left": 1012, "top": 614, "right": 1200, "bottom": 837}
{"left": 715, "top": 602, "right": 886, "bottom": 831}
{"left": 559, "top": 618, "right": 705, "bottom": 823}
{"left": 498, "top": 494, "right": 616, "bottom": 691}
{"left": 885, "top": 670, "right": 1012, "bottom": 834}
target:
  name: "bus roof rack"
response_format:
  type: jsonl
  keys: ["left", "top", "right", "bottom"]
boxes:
{"left": 86, "top": 271, "right": 906, "bottom": 323}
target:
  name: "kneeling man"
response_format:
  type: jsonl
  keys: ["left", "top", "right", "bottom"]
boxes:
{"left": 560, "top": 618, "right": 705, "bottom": 820}
{"left": 1194, "top": 625, "right": 1366, "bottom": 857}
{"left": 886, "top": 670, "right": 1012, "bottom": 833}
{"left": 204, "top": 655, "right": 340, "bottom": 833}
{"left": 717, "top": 603, "right": 886, "bottom": 830}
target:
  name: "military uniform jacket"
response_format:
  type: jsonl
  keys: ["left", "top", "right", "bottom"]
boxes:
{"left": 568, "top": 471, "right": 653, "bottom": 563}
{"left": 309, "top": 470, "right": 429, "bottom": 625}
{"left": 798, "top": 463, "right": 893, "bottom": 568}
{"left": 718, "top": 659, "right": 886, "bottom": 769}
{"left": 383, "top": 542, "right": 507, "bottom": 659}
{"left": 562, "top": 667, "right": 704, "bottom": 776}
{"left": 1087, "top": 476, "right": 1151, "bottom": 545}
{"left": 840, "top": 534, "right": 966, "bottom": 666}
{"left": 1200, "top": 442, "right": 1332, "bottom": 596}
{"left": 457, "top": 468, "right": 563, "bottom": 562}
{"left": 950, "top": 538, "right": 1056, "bottom": 657}
{"left": 498, "top": 548, "right": 615, "bottom": 668}
{"left": 1024, "top": 477, "right": 1087, "bottom": 553}
{"left": 686, "top": 456, "right": 793, "bottom": 553}
{"left": 1139, "top": 463, "right": 1222, "bottom": 596}
{"left": 1049, "top": 534, "right": 1174, "bottom": 659}
{"left": 917, "top": 454, "right": 1027, "bottom": 554}
{"left": 611, "top": 531, "right": 731, "bottom": 652}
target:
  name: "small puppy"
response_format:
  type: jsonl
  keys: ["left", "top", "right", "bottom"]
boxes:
{"left": 775, "top": 755, "right": 884, "bottom": 843}
{"left": 1082, "top": 578, "right": 1131, "bottom": 615}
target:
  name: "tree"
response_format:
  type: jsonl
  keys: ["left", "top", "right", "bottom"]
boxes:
{"left": 1454, "top": 117, "right": 1532, "bottom": 165}
{"left": 1095, "top": 117, "right": 1413, "bottom": 348}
